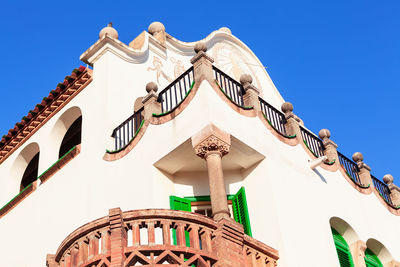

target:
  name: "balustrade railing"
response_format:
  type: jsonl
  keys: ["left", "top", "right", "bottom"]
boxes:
{"left": 300, "top": 126, "right": 324, "bottom": 158}
{"left": 213, "top": 66, "right": 245, "bottom": 107}
{"left": 157, "top": 67, "right": 194, "bottom": 114}
{"left": 337, "top": 151, "right": 361, "bottom": 184}
{"left": 51, "top": 209, "right": 219, "bottom": 267}
{"left": 371, "top": 175, "right": 393, "bottom": 206}
{"left": 112, "top": 107, "right": 144, "bottom": 151}
{"left": 259, "top": 97, "right": 287, "bottom": 135}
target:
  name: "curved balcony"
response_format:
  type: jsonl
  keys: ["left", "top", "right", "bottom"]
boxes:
{"left": 46, "top": 208, "right": 279, "bottom": 267}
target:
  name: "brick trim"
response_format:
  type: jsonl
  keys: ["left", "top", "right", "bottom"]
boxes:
{"left": 0, "top": 180, "right": 37, "bottom": 218}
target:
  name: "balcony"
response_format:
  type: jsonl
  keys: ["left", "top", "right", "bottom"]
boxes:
{"left": 46, "top": 208, "right": 279, "bottom": 267}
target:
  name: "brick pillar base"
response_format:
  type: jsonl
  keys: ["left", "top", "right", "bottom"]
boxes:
{"left": 213, "top": 218, "right": 246, "bottom": 267}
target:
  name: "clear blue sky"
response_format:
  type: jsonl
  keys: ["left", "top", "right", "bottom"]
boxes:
{"left": 1, "top": 1, "right": 399, "bottom": 184}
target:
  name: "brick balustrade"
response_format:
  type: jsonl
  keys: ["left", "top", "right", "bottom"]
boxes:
{"left": 46, "top": 208, "right": 279, "bottom": 267}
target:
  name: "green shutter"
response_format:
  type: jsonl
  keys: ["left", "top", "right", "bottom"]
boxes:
{"left": 232, "top": 187, "right": 252, "bottom": 236}
{"left": 364, "top": 248, "right": 383, "bottom": 267}
{"left": 169, "top": 196, "right": 191, "bottom": 246}
{"left": 170, "top": 196, "right": 192, "bottom": 211}
{"left": 331, "top": 228, "right": 354, "bottom": 267}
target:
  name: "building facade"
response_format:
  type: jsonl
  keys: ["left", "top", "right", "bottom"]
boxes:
{"left": 0, "top": 22, "right": 399, "bottom": 267}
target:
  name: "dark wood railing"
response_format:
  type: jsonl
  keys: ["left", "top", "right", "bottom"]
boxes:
{"left": 338, "top": 151, "right": 361, "bottom": 184}
{"left": 213, "top": 66, "right": 245, "bottom": 107}
{"left": 259, "top": 97, "right": 287, "bottom": 135}
{"left": 371, "top": 175, "right": 393, "bottom": 206}
{"left": 112, "top": 107, "right": 144, "bottom": 151}
{"left": 157, "top": 67, "right": 194, "bottom": 114}
{"left": 300, "top": 126, "right": 324, "bottom": 158}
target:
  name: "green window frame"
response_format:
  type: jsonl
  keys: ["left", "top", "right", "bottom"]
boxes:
{"left": 364, "top": 248, "right": 383, "bottom": 267}
{"left": 331, "top": 227, "right": 355, "bottom": 267}
{"left": 170, "top": 186, "right": 252, "bottom": 236}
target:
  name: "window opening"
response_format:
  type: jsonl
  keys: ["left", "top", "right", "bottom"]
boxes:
{"left": 331, "top": 227, "right": 355, "bottom": 267}
{"left": 364, "top": 248, "right": 383, "bottom": 267}
{"left": 20, "top": 152, "right": 40, "bottom": 191}
{"left": 170, "top": 187, "right": 252, "bottom": 236}
{"left": 59, "top": 116, "right": 82, "bottom": 158}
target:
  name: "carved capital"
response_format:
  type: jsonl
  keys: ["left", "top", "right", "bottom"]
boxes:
{"left": 194, "top": 135, "right": 230, "bottom": 159}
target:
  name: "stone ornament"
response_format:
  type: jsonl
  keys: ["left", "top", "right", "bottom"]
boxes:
{"left": 145, "top": 82, "right": 158, "bottom": 93}
{"left": 239, "top": 74, "right": 253, "bottom": 86}
{"left": 148, "top": 21, "right": 165, "bottom": 35}
{"left": 281, "top": 102, "right": 294, "bottom": 114}
{"left": 319, "top": 129, "right": 331, "bottom": 141}
{"left": 352, "top": 152, "right": 371, "bottom": 171}
{"left": 194, "top": 135, "right": 230, "bottom": 159}
{"left": 194, "top": 42, "right": 207, "bottom": 53}
{"left": 383, "top": 174, "right": 394, "bottom": 185}
{"left": 99, "top": 22, "right": 118, "bottom": 39}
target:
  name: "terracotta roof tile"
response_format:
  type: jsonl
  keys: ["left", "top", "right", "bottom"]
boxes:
{"left": 0, "top": 66, "right": 92, "bottom": 162}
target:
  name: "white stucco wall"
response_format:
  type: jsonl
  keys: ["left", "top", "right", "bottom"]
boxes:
{"left": 0, "top": 29, "right": 398, "bottom": 267}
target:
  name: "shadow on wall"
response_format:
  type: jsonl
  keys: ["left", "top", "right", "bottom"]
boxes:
{"left": 49, "top": 106, "right": 82, "bottom": 160}
{"left": 366, "top": 238, "right": 394, "bottom": 265}
{"left": 11, "top": 142, "right": 40, "bottom": 193}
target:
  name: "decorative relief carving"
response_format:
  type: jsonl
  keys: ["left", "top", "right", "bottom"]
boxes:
{"left": 147, "top": 56, "right": 186, "bottom": 86}
{"left": 194, "top": 135, "right": 230, "bottom": 159}
{"left": 210, "top": 43, "right": 262, "bottom": 91}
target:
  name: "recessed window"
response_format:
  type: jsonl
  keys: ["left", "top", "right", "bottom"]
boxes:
{"left": 20, "top": 152, "right": 39, "bottom": 191}
{"left": 170, "top": 187, "right": 252, "bottom": 236}
{"left": 331, "top": 227, "right": 355, "bottom": 267}
{"left": 59, "top": 116, "right": 82, "bottom": 158}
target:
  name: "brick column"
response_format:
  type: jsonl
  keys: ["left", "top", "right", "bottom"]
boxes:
{"left": 319, "top": 129, "right": 339, "bottom": 163}
{"left": 383, "top": 174, "right": 400, "bottom": 207}
{"left": 142, "top": 82, "right": 161, "bottom": 119}
{"left": 350, "top": 240, "right": 367, "bottom": 267}
{"left": 240, "top": 74, "right": 261, "bottom": 110}
{"left": 192, "top": 124, "right": 231, "bottom": 221}
{"left": 281, "top": 102, "right": 301, "bottom": 137}
{"left": 213, "top": 218, "right": 246, "bottom": 267}
{"left": 109, "top": 207, "right": 127, "bottom": 267}
{"left": 352, "top": 152, "right": 372, "bottom": 186}
{"left": 190, "top": 42, "right": 214, "bottom": 82}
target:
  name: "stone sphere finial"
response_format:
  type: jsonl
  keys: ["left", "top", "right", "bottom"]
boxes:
{"left": 148, "top": 21, "right": 165, "bottom": 35}
{"left": 146, "top": 82, "right": 158, "bottom": 93}
{"left": 99, "top": 22, "right": 119, "bottom": 39}
{"left": 352, "top": 152, "right": 363, "bottom": 163}
{"left": 219, "top": 27, "right": 232, "bottom": 34}
{"left": 281, "top": 102, "right": 294, "bottom": 113}
{"left": 383, "top": 174, "right": 394, "bottom": 185}
{"left": 319, "top": 129, "right": 331, "bottom": 140}
{"left": 240, "top": 74, "right": 253, "bottom": 85}
{"left": 194, "top": 42, "right": 207, "bottom": 53}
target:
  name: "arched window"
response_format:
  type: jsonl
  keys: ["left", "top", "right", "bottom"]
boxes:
{"left": 365, "top": 248, "right": 383, "bottom": 267}
{"left": 59, "top": 116, "right": 82, "bottom": 158}
{"left": 331, "top": 227, "right": 354, "bottom": 267}
{"left": 20, "top": 152, "right": 39, "bottom": 191}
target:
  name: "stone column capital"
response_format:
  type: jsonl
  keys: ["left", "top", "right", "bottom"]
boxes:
{"left": 192, "top": 124, "right": 231, "bottom": 159}
{"left": 194, "top": 135, "right": 230, "bottom": 159}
